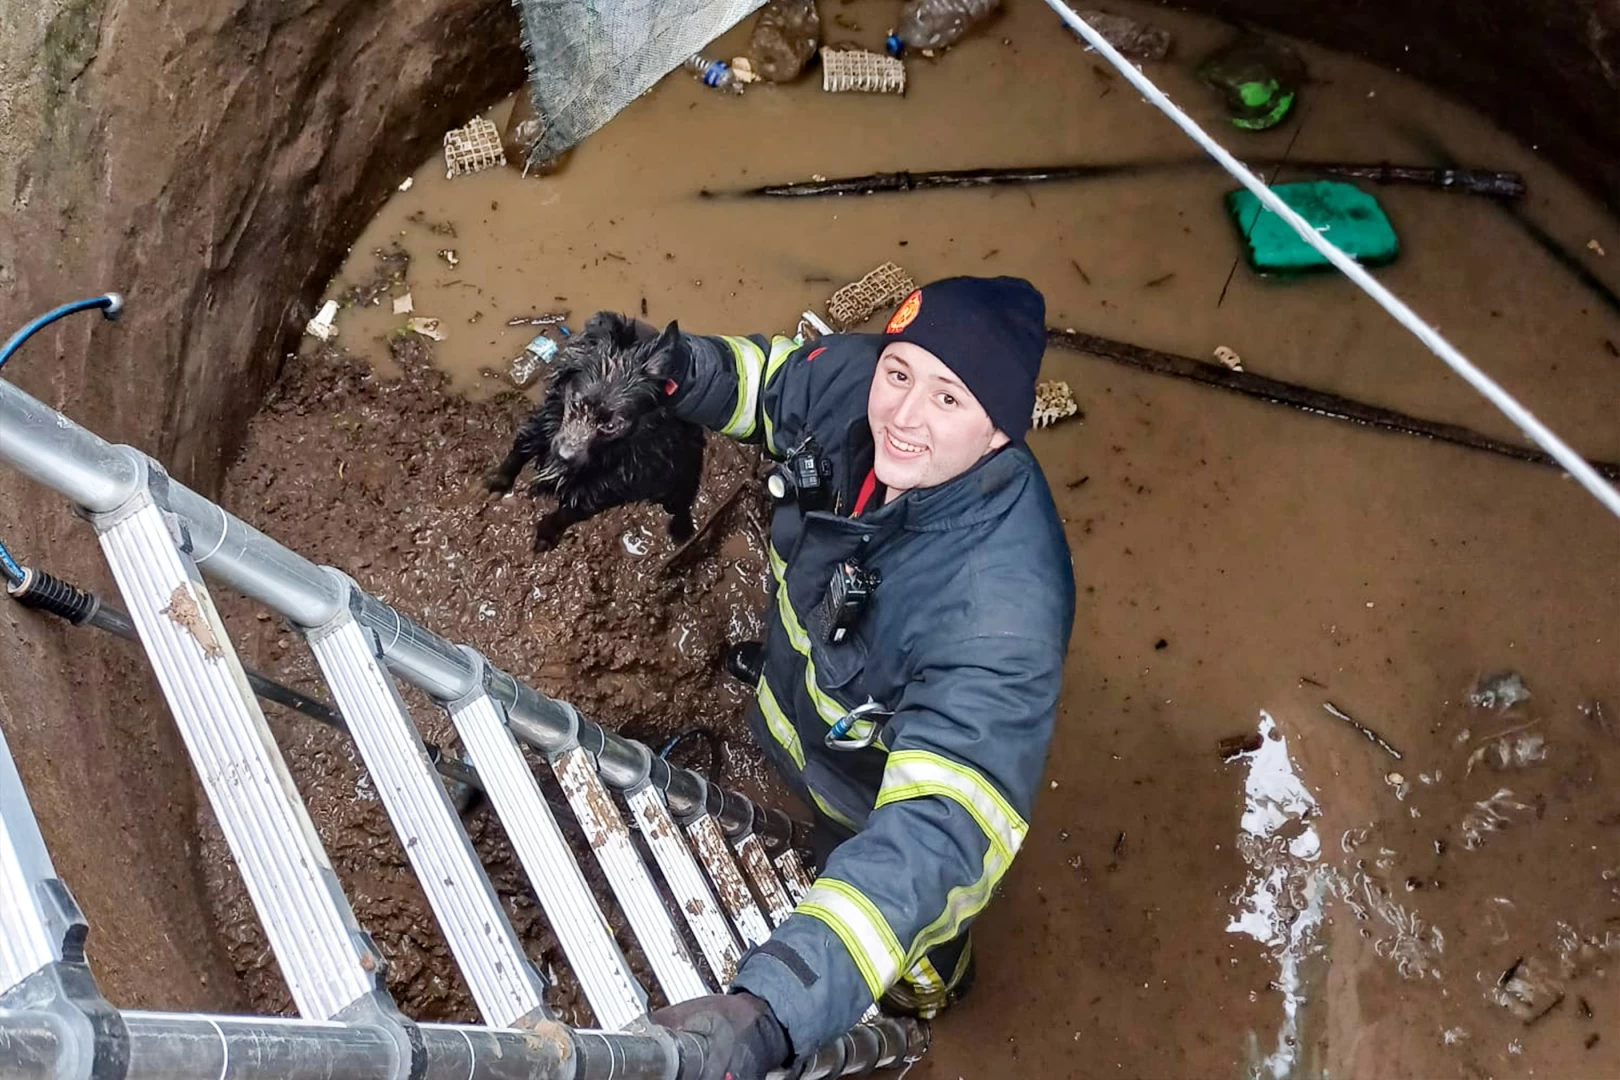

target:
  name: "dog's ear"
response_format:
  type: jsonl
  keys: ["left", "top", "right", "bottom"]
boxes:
{"left": 641, "top": 321, "right": 684, "bottom": 380}
{"left": 583, "top": 311, "right": 630, "bottom": 343}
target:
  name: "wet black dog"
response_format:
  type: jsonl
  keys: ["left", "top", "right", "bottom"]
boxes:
{"left": 484, "top": 313, "right": 704, "bottom": 553}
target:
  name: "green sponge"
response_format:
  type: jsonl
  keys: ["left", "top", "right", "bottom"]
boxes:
{"left": 1226, "top": 180, "right": 1399, "bottom": 273}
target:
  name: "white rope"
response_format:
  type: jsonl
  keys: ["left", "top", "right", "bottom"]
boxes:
{"left": 1044, "top": 0, "right": 1620, "bottom": 521}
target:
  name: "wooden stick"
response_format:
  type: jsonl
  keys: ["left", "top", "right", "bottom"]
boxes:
{"left": 657, "top": 475, "right": 753, "bottom": 576}
{"left": 716, "top": 160, "right": 1525, "bottom": 200}
{"left": 1046, "top": 328, "right": 1620, "bottom": 481}
{"left": 1323, "top": 702, "right": 1403, "bottom": 761}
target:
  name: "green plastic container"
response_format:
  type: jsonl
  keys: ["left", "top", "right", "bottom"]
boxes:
{"left": 1225, "top": 180, "right": 1399, "bottom": 273}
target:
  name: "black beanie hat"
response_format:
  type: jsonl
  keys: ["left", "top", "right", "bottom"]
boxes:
{"left": 881, "top": 276, "right": 1047, "bottom": 444}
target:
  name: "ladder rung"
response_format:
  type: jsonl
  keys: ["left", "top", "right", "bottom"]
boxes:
{"left": 733, "top": 833, "right": 795, "bottom": 926}
{"left": 624, "top": 785, "right": 742, "bottom": 987}
{"left": 773, "top": 848, "right": 814, "bottom": 905}
{"left": 446, "top": 685, "right": 646, "bottom": 1030}
{"left": 684, "top": 815, "right": 772, "bottom": 946}
{"left": 552, "top": 748, "right": 709, "bottom": 1004}
{"left": 305, "top": 598, "right": 548, "bottom": 1028}
{"left": 0, "top": 725, "right": 80, "bottom": 994}
{"left": 96, "top": 498, "right": 381, "bottom": 1020}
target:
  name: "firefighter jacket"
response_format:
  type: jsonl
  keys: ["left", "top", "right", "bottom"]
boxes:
{"left": 667, "top": 327, "right": 1075, "bottom": 1055}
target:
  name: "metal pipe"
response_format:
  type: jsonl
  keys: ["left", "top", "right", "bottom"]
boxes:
{"left": 0, "top": 378, "right": 141, "bottom": 515}
{"left": 54, "top": 1009, "right": 679, "bottom": 1080}
{"left": 0, "top": 1010, "right": 64, "bottom": 1080}
{"left": 0, "top": 377, "right": 798, "bottom": 852}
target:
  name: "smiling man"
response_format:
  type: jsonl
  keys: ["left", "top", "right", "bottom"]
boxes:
{"left": 597, "top": 277, "right": 1074, "bottom": 1079}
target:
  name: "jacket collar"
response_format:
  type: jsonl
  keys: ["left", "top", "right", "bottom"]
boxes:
{"left": 862, "top": 444, "right": 1032, "bottom": 532}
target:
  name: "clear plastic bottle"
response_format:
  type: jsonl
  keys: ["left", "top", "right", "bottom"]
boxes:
{"left": 683, "top": 54, "right": 742, "bottom": 93}
{"left": 887, "top": 0, "right": 1001, "bottom": 54}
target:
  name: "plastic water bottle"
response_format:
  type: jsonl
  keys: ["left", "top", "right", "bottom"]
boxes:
{"left": 509, "top": 333, "right": 559, "bottom": 389}
{"left": 887, "top": 0, "right": 1000, "bottom": 54}
{"left": 683, "top": 55, "right": 741, "bottom": 93}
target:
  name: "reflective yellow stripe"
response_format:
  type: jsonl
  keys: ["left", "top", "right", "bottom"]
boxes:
{"left": 719, "top": 336, "right": 766, "bottom": 438}
{"left": 799, "top": 879, "right": 904, "bottom": 998}
{"left": 767, "top": 546, "right": 880, "bottom": 744}
{"left": 761, "top": 673, "right": 856, "bottom": 828}
{"left": 875, "top": 752, "right": 1026, "bottom": 967}
{"left": 905, "top": 956, "right": 944, "bottom": 994}
{"left": 810, "top": 789, "right": 859, "bottom": 832}
{"left": 756, "top": 678, "right": 804, "bottom": 769}
{"left": 876, "top": 751, "right": 1028, "bottom": 858}
{"left": 759, "top": 336, "right": 800, "bottom": 455}
{"left": 905, "top": 845, "right": 1010, "bottom": 966}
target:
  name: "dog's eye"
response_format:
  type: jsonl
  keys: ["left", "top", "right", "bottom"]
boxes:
{"left": 599, "top": 416, "right": 627, "bottom": 435}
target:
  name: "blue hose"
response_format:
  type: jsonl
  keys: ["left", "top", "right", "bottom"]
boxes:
{"left": 0, "top": 293, "right": 123, "bottom": 373}
{"left": 0, "top": 293, "right": 126, "bottom": 585}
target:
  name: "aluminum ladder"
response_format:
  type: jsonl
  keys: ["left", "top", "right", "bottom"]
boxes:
{"left": 0, "top": 373, "right": 924, "bottom": 1079}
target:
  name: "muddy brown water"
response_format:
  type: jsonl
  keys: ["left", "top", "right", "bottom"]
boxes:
{"left": 204, "top": 0, "right": 1620, "bottom": 1074}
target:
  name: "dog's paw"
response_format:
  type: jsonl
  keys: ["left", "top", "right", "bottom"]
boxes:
{"left": 482, "top": 467, "right": 516, "bottom": 494}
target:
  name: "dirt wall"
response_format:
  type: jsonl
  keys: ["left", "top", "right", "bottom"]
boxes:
{"left": 0, "top": 0, "right": 1615, "bottom": 1013}
{"left": 0, "top": 0, "right": 523, "bottom": 1008}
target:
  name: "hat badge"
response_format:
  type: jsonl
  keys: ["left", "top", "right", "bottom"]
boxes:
{"left": 886, "top": 289, "right": 922, "bottom": 334}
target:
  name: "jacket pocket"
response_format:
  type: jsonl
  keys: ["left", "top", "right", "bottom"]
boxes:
{"left": 803, "top": 598, "right": 870, "bottom": 695}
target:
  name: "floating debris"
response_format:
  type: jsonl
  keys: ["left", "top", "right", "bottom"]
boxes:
{"left": 1032, "top": 381, "right": 1082, "bottom": 429}
{"left": 1072, "top": 10, "right": 1172, "bottom": 61}
{"left": 749, "top": 0, "right": 820, "bottom": 82}
{"left": 827, "top": 262, "right": 917, "bottom": 330}
{"left": 392, "top": 293, "right": 414, "bottom": 315}
{"left": 304, "top": 300, "right": 339, "bottom": 342}
{"left": 1468, "top": 672, "right": 1531, "bottom": 711}
{"left": 1332, "top": 869, "right": 1444, "bottom": 980}
{"left": 443, "top": 117, "right": 507, "bottom": 179}
{"left": 502, "top": 84, "right": 548, "bottom": 168}
{"left": 438, "top": 249, "right": 460, "bottom": 268}
{"left": 1466, "top": 722, "right": 1547, "bottom": 774}
{"left": 405, "top": 317, "right": 445, "bottom": 342}
{"left": 1579, "top": 699, "right": 1614, "bottom": 739}
{"left": 1554, "top": 920, "right": 1620, "bottom": 980}
{"left": 821, "top": 47, "right": 907, "bottom": 95}
{"left": 398, "top": 176, "right": 414, "bottom": 192}
{"left": 1219, "top": 731, "right": 1264, "bottom": 761}
{"left": 1199, "top": 35, "right": 1305, "bottom": 132}
{"left": 1590, "top": 239, "right": 1608, "bottom": 257}
{"left": 505, "top": 311, "right": 570, "bottom": 328}
{"left": 1322, "top": 701, "right": 1402, "bottom": 760}
{"left": 1459, "top": 788, "right": 1531, "bottom": 850}
{"left": 1494, "top": 955, "right": 1566, "bottom": 1025}
{"left": 1213, "top": 345, "right": 1244, "bottom": 371}
{"left": 621, "top": 529, "right": 652, "bottom": 557}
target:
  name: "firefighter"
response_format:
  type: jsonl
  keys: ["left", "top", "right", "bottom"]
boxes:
{"left": 608, "top": 276, "right": 1073, "bottom": 1078}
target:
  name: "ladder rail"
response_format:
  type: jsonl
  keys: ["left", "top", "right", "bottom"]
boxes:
{"left": 0, "top": 375, "right": 798, "bottom": 857}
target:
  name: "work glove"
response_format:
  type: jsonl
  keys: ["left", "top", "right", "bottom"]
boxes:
{"left": 653, "top": 990, "right": 792, "bottom": 1080}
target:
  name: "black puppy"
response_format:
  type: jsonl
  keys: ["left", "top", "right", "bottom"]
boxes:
{"left": 484, "top": 313, "right": 704, "bottom": 553}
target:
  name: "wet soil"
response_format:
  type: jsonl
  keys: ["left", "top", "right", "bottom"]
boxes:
{"left": 232, "top": 0, "right": 1619, "bottom": 1074}
{"left": 203, "top": 337, "right": 781, "bottom": 1025}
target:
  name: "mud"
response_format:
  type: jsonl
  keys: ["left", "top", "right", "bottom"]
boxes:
{"left": 203, "top": 335, "right": 781, "bottom": 1024}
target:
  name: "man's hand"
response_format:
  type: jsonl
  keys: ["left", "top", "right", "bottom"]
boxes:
{"left": 653, "top": 991, "right": 791, "bottom": 1080}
